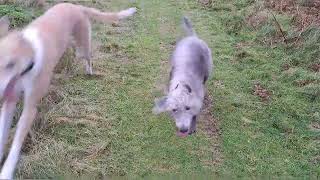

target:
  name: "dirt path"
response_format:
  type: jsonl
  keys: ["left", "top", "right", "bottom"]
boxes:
{"left": 199, "top": 93, "right": 222, "bottom": 167}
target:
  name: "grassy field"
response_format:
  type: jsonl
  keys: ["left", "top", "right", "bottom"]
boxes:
{"left": 0, "top": 0, "right": 319, "bottom": 178}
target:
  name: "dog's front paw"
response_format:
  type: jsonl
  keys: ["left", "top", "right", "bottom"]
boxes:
{"left": 0, "top": 172, "right": 13, "bottom": 180}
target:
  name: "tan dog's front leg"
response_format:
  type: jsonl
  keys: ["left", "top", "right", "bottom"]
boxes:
{"left": 0, "top": 102, "right": 37, "bottom": 179}
{"left": 0, "top": 100, "right": 18, "bottom": 162}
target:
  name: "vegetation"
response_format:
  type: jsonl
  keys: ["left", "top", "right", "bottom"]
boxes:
{"left": 209, "top": 0, "right": 320, "bottom": 176}
{"left": 0, "top": 0, "right": 319, "bottom": 178}
{"left": 0, "top": 0, "right": 45, "bottom": 27}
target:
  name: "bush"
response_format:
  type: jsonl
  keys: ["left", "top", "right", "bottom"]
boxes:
{"left": 0, "top": 2, "right": 43, "bottom": 28}
{"left": 0, "top": 4, "right": 33, "bottom": 27}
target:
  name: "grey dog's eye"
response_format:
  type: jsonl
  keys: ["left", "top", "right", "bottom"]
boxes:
{"left": 185, "top": 106, "right": 190, "bottom": 110}
{"left": 6, "top": 62, "right": 15, "bottom": 69}
{"left": 172, "top": 109, "right": 178, "bottom": 113}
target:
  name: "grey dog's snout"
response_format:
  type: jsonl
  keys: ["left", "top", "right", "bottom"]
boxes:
{"left": 179, "top": 127, "right": 189, "bottom": 133}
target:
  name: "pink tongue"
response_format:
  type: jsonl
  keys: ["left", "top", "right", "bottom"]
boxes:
{"left": 176, "top": 131, "right": 188, "bottom": 138}
{"left": 3, "top": 77, "right": 17, "bottom": 102}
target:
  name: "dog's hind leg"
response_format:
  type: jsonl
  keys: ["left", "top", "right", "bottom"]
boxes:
{"left": 74, "top": 18, "right": 93, "bottom": 75}
{"left": 0, "top": 99, "right": 18, "bottom": 162}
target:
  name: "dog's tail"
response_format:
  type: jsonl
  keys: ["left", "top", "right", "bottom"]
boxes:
{"left": 81, "top": 6, "right": 137, "bottom": 23}
{"left": 182, "top": 16, "right": 196, "bottom": 36}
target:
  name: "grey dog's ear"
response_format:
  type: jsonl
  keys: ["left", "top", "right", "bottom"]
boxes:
{"left": 0, "top": 16, "right": 9, "bottom": 37}
{"left": 152, "top": 96, "right": 169, "bottom": 114}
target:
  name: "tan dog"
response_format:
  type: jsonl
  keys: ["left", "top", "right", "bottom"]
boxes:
{"left": 0, "top": 3, "right": 136, "bottom": 179}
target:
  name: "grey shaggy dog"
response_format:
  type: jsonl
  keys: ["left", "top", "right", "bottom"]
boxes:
{"left": 153, "top": 16, "right": 213, "bottom": 137}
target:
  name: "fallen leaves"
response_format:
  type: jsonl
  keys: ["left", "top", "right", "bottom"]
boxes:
{"left": 253, "top": 83, "right": 271, "bottom": 102}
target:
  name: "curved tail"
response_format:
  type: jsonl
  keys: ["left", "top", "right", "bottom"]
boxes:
{"left": 183, "top": 16, "right": 196, "bottom": 36}
{"left": 81, "top": 6, "right": 137, "bottom": 23}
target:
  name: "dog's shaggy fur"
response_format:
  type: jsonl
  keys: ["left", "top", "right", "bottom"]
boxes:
{"left": 153, "top": 17, "right": 213, "bottom": 137}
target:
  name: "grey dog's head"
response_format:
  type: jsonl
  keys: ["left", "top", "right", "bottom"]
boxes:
{"left": 153, "top": 83, "right": 202, "bottom": 137}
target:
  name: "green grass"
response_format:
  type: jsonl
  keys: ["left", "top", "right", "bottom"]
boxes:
{"left": 0, "top": 4, "right": 42, "bottom": 27}
{"left": 210, "top": 0, "right": 320, "bottom": 177}
{"left": 1, "top": 0, "right": 319, "bottom": 178}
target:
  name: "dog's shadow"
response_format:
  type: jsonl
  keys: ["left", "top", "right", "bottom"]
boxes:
{"left": 84, "top": 74, "right": 105, "bottom": 80}
{"left": 67, "top": 73, "right": 105, "bottom": 81}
